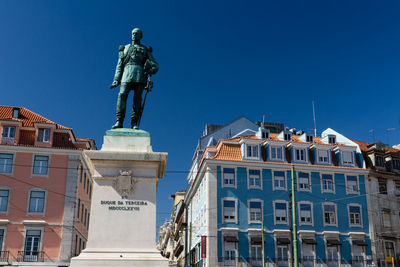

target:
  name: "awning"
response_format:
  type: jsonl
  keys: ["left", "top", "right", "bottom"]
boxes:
{"left": 224, "top": 236, "right": 238, "bottom": 242}
{"left": 353, "top": 240, "right": 368, "bottom": 246}
{"left": 302, "top": 238, "right": 317, "bottom": 245}
{"left": 327, "top": 239, "right": 342, "bottom": 246}
{"left": 251, "top": 236, "right": 263, "bottom": 244}
{"left": 277, "top": 238, "right": 291, "bottom": 245}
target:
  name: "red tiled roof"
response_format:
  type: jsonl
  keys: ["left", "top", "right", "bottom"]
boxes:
{"left": 353, "top": 139, "right": 400, "bottom": 155}
{"left": 0, "top": 105, "right": 70, "bottom": 129}
{"left": 212, "top": 143, "right": 242, "bottom": 161}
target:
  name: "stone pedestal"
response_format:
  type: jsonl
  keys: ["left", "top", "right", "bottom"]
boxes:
{"left": 70, "top": 129, "right": 168, "bottom": 267}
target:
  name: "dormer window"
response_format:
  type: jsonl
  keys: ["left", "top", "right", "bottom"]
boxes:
{"left": 375, "top": 155, "right": 385, "bottom": 168}
{"left": 246, "top": 144, "right": 259, "bottom": 159}
{"left": 262, "top": 132, "right": 269, "bottom": 139}
{"left": 317, "top": 149, "right": 330, "bottom": 164}
{"left": 294, "top": 148, "right": 306, "bottom": 162}
{"left": 12, "top": 107, "right": 20, "bottom": 118}
{"left": 284, "top": 133, "right": 292, "bottom": 141}
{"left": 306, "top": 135, "right": 314, "bottom": 143}
{"left": 37, "top": 128, "right": 50, "bottom": 142}
{"left": 393, "top": 158, "right": 400, "bottom": 170}
{"left": 270, "top": 146, "right": 284, "bottom": 161}
{"left": 328, "top": 135, "right": 336, "bottom": 145}
{"left": 342, "top": 151, "right": 354, "bottom": 166}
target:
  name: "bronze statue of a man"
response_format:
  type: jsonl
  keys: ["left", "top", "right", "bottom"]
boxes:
{"left": 110, "top": 28, "right": 159, "bottom": 129}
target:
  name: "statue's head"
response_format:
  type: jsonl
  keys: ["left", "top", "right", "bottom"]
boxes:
{"left": 131, "top": 28, "right": 143, "bottom": 42}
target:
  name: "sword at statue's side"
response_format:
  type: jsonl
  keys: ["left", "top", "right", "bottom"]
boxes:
{"left": 137, "top": 74, "right": 153, "bottom": 128}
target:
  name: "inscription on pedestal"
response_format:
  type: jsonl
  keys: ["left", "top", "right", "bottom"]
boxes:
{"left": 100, "top": 198, "right": 148, "bottom": 211}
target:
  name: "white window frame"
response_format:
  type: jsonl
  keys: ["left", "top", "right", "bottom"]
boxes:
{"left": 348, "top": 204, "right": 363, "bottom": 227}
{"left": 222, "top": 167, "right": 236, "bottom": 188}
{"left": 317, "top": 149, "right": 330, "bottom": 164}
{"left": 22, "top": 226, "right": 44, "bottom": 259}
{"left": 297, "top": 171, "right": 311, "bottom": 192}
{"left": 273, "top": 200, "right": 289, "bottom": 225}
{"left": 273, "top": 170, "right": 287, "bottom": 191}
{"left": 345, "top": 175, "right": 360, "bottom": 195}
{"left": 341, "top": 150, "right": 355, "bottom": 166}
{"left": 222, "top": 198, "right": 237, "bottom": 224}
{"left": 2, "top": 126, "right": 16, "bottom": 138}
{"left": 321, "top": 173, "right": 335, "bottom": 193}
{"left": 270, "top": 145, "right": 284, "bottom": 161}
{"left": 246, "top": 144, "right": 259, "bottom": 159}
{"left": 223, "top": 236, "right": 238, "bottom": 265}
{"left": 248, "top": 199, "right": 263, "bottom": 224}
{"left": 37, "top": 128, "right": 50, "bottom": 142}
{"left": 298, "top": 201, "right": 313, "bottom": 226}
{"left": 31, "top": 155, "right": 50, "bottom": 177}
{"left": 322, "top": 202, "right": 338, "bottom": 227}
{"left": 294, "top": 148, "right": 307, "bottom": 163}
{"left": 0, "top": 153, "right": 14, "bottom": 174}
{"left": 0, "top": 187, "right": 11, "bottom": 214}
{"left": 27, "top": 188, "right": 47, "bottom": 216}
{"left": 248, "top": 168, "right": 262, "bottom": 190}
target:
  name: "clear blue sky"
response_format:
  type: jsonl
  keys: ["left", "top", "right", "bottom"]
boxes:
{"left": 1, "top": 0, "right": 400, "bottom": 229}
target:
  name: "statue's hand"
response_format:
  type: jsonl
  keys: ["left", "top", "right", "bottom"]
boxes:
{"left": 109, "top": 81, "right": 119, "bottom": 89}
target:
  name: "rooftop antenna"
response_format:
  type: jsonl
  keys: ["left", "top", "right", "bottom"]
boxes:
{"left": 312, "top": 101, "right": 317, "bottom": 138}
{"left": 369, "top": 129, "right": 375, "bottom": 143}
{"left": 386, "top": 128, "right": 396, "bottom": 146}
{"left": 262, "top": 114, "right": 265, "bottom": 128}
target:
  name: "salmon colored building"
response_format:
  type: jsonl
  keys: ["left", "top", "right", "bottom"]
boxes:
{"left": 0, "top": 106, "right": 96, "bottom": 266}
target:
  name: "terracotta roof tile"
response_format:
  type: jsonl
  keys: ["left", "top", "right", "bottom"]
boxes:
{"left": 0, "top": 105, "right": 70, "bottom": 129}
{"left": 211, "top": 143, "right": 242, "bottom": 161}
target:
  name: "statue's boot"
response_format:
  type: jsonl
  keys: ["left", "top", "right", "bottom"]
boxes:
{"left": 131, "top": 117, "right": 139, "bottom": 130}
{"left": 112, "top": 117, "right": 124, "bottom": 129}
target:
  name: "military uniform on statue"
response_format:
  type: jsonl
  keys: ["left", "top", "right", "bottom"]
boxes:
{"left": 110, "top": 27, "right": 159, "bottom": 130}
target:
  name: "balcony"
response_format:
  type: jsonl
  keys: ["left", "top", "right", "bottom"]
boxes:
{"left": 302, "top": 256, "right": 314, "bottom": 267}
{"left": 17, "top": 251, "right": 45, "bottom": 262}
{"left": 352, "top": 256, "right": 365, "bottom": 267}
{"left": 0, "top": 251, "right": 9, "bottom": 263}
{"left": 1, "top": 137, "right": 15, "bottom": 145}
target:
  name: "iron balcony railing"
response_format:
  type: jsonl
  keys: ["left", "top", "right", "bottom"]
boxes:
{"left": 0, "top": 251, "right": 9, "bottom": 262}
{"left": 17, "top": 251, "right": 45, "bottom": 262}
{"left": 302, "top": 256, "right": 315, "bottom": 267}
{"left": 352, "top": 256, "right": 365, "bottom": 267}
{"left": 1, "top": 137, "right": 15, "bottom": 145}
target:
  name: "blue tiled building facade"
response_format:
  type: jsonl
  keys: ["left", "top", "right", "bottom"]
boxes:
{"left": 185, "top": 127, "right": 373, "bottom": 267}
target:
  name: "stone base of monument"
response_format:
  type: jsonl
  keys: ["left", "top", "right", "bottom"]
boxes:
{"left": 70, "top": 129, "right": 168, "bottom": 267}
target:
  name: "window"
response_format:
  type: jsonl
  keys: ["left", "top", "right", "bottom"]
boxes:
{"left": 2, "top": 126, "right": 15, "bottom": 138}
{"left": 249, "top": 201, "right": 262, "bottom": 222}
{"left": 28, "top": 191, "right": 45, "bottom": 213}
{"left": 224, "top": 242, "right": 236, "bottom": 264}
{"left": 271, "top": 146, "right": 283, "bottom": 161}
{"left": 249, "top": 169, "right": 261, "bottom": 188}
{"left": 247, "top": 144, "right": 259, "bottom": 158}
{"left": 79, "top": 167, "right": 83, "bottom": 183}
{"left": 349, "top": 205, "right": 362, "bottom": 226}
{"left": 295, "top": 148, "right": 306, "bottom": 162}
{"left": 378, "top": 178, "right": 387, "bottom": 194}
{"left": 306, "top": 135, "right": 314, "bottom": 143}
{"left": 322, "top": 174, "right": 334, "bottom": 193}
{"left": 223, "top": 200, "right": 236, "bottom": 222}
{"left": 277, "top": 245, "right": 289, "bottom": 266}
{"left": 0, "top": 154, "right": 13, "bottom": 173}
{"left": 262, "top": 132, "right": 269, "bottom": 139}
{"left": 376, "top": 155, "right": 385, "bottom": 167}
{"left": 393, "top": 159, "right": 400, "bottom": 170}
{"left": 299, "top": 203, "right": 312, "bottom": 224}
{"left": 346, "top": 176, "right": 359, "bottom": 194}
{"left": 318, "top": 150, "right": 329, "bottom": 163}
{"left": 84, "top": 208, "right": 87, "bottom": 226}
{"left": 273, "top": 171, "right": 286, "bottom": 190}
{"left": 24, "top": 230, "right": 41, "bottom": 261}
{"left": 342, "top": 151, "right": 354, "bottom": 165}
{"left": 323, "top": 204, "right": 336, "bottom": 225}
{"left": 382, "top": 210, "right": 391, "bottom": 228}
{"left": 298, "top": 172, "right": 310, "bottom": 191}
{"left": 328, "top": 135, "right": 336, "bottom": 144}
{"left": 37, "top": 128, "right": 50, "bottom": 142}
{"left": 0, "top": 190, "right": 9, "bottom": 212}
{"left": 223, "top": 168, "right": 235, "bottom": 187}
{"left": 81, "top": 203, "right": 84, "bottom": 223}
{"left": 33, "top": 155, "right": 49, "bottom": 175}
{"left": 74, "top": 234, "right": 78, "bottom": 256}
{"left": 251, "top": 244, "right": 262, "bottom": 265}
{"left": 77, "top": 198, "right": 81, "bottom": 218}
{"left": 275, "top": 202, "right": 287, "bottom": 224}
{"left": 284, "top": 133, "right": 292, "bottom": 141}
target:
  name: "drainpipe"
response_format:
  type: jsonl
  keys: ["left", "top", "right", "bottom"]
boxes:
{"left": 291, "top": 164, "right": 299, "bottom": 267}
{"left": 262, "top": 218, "right": 265, "bottom": 267}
